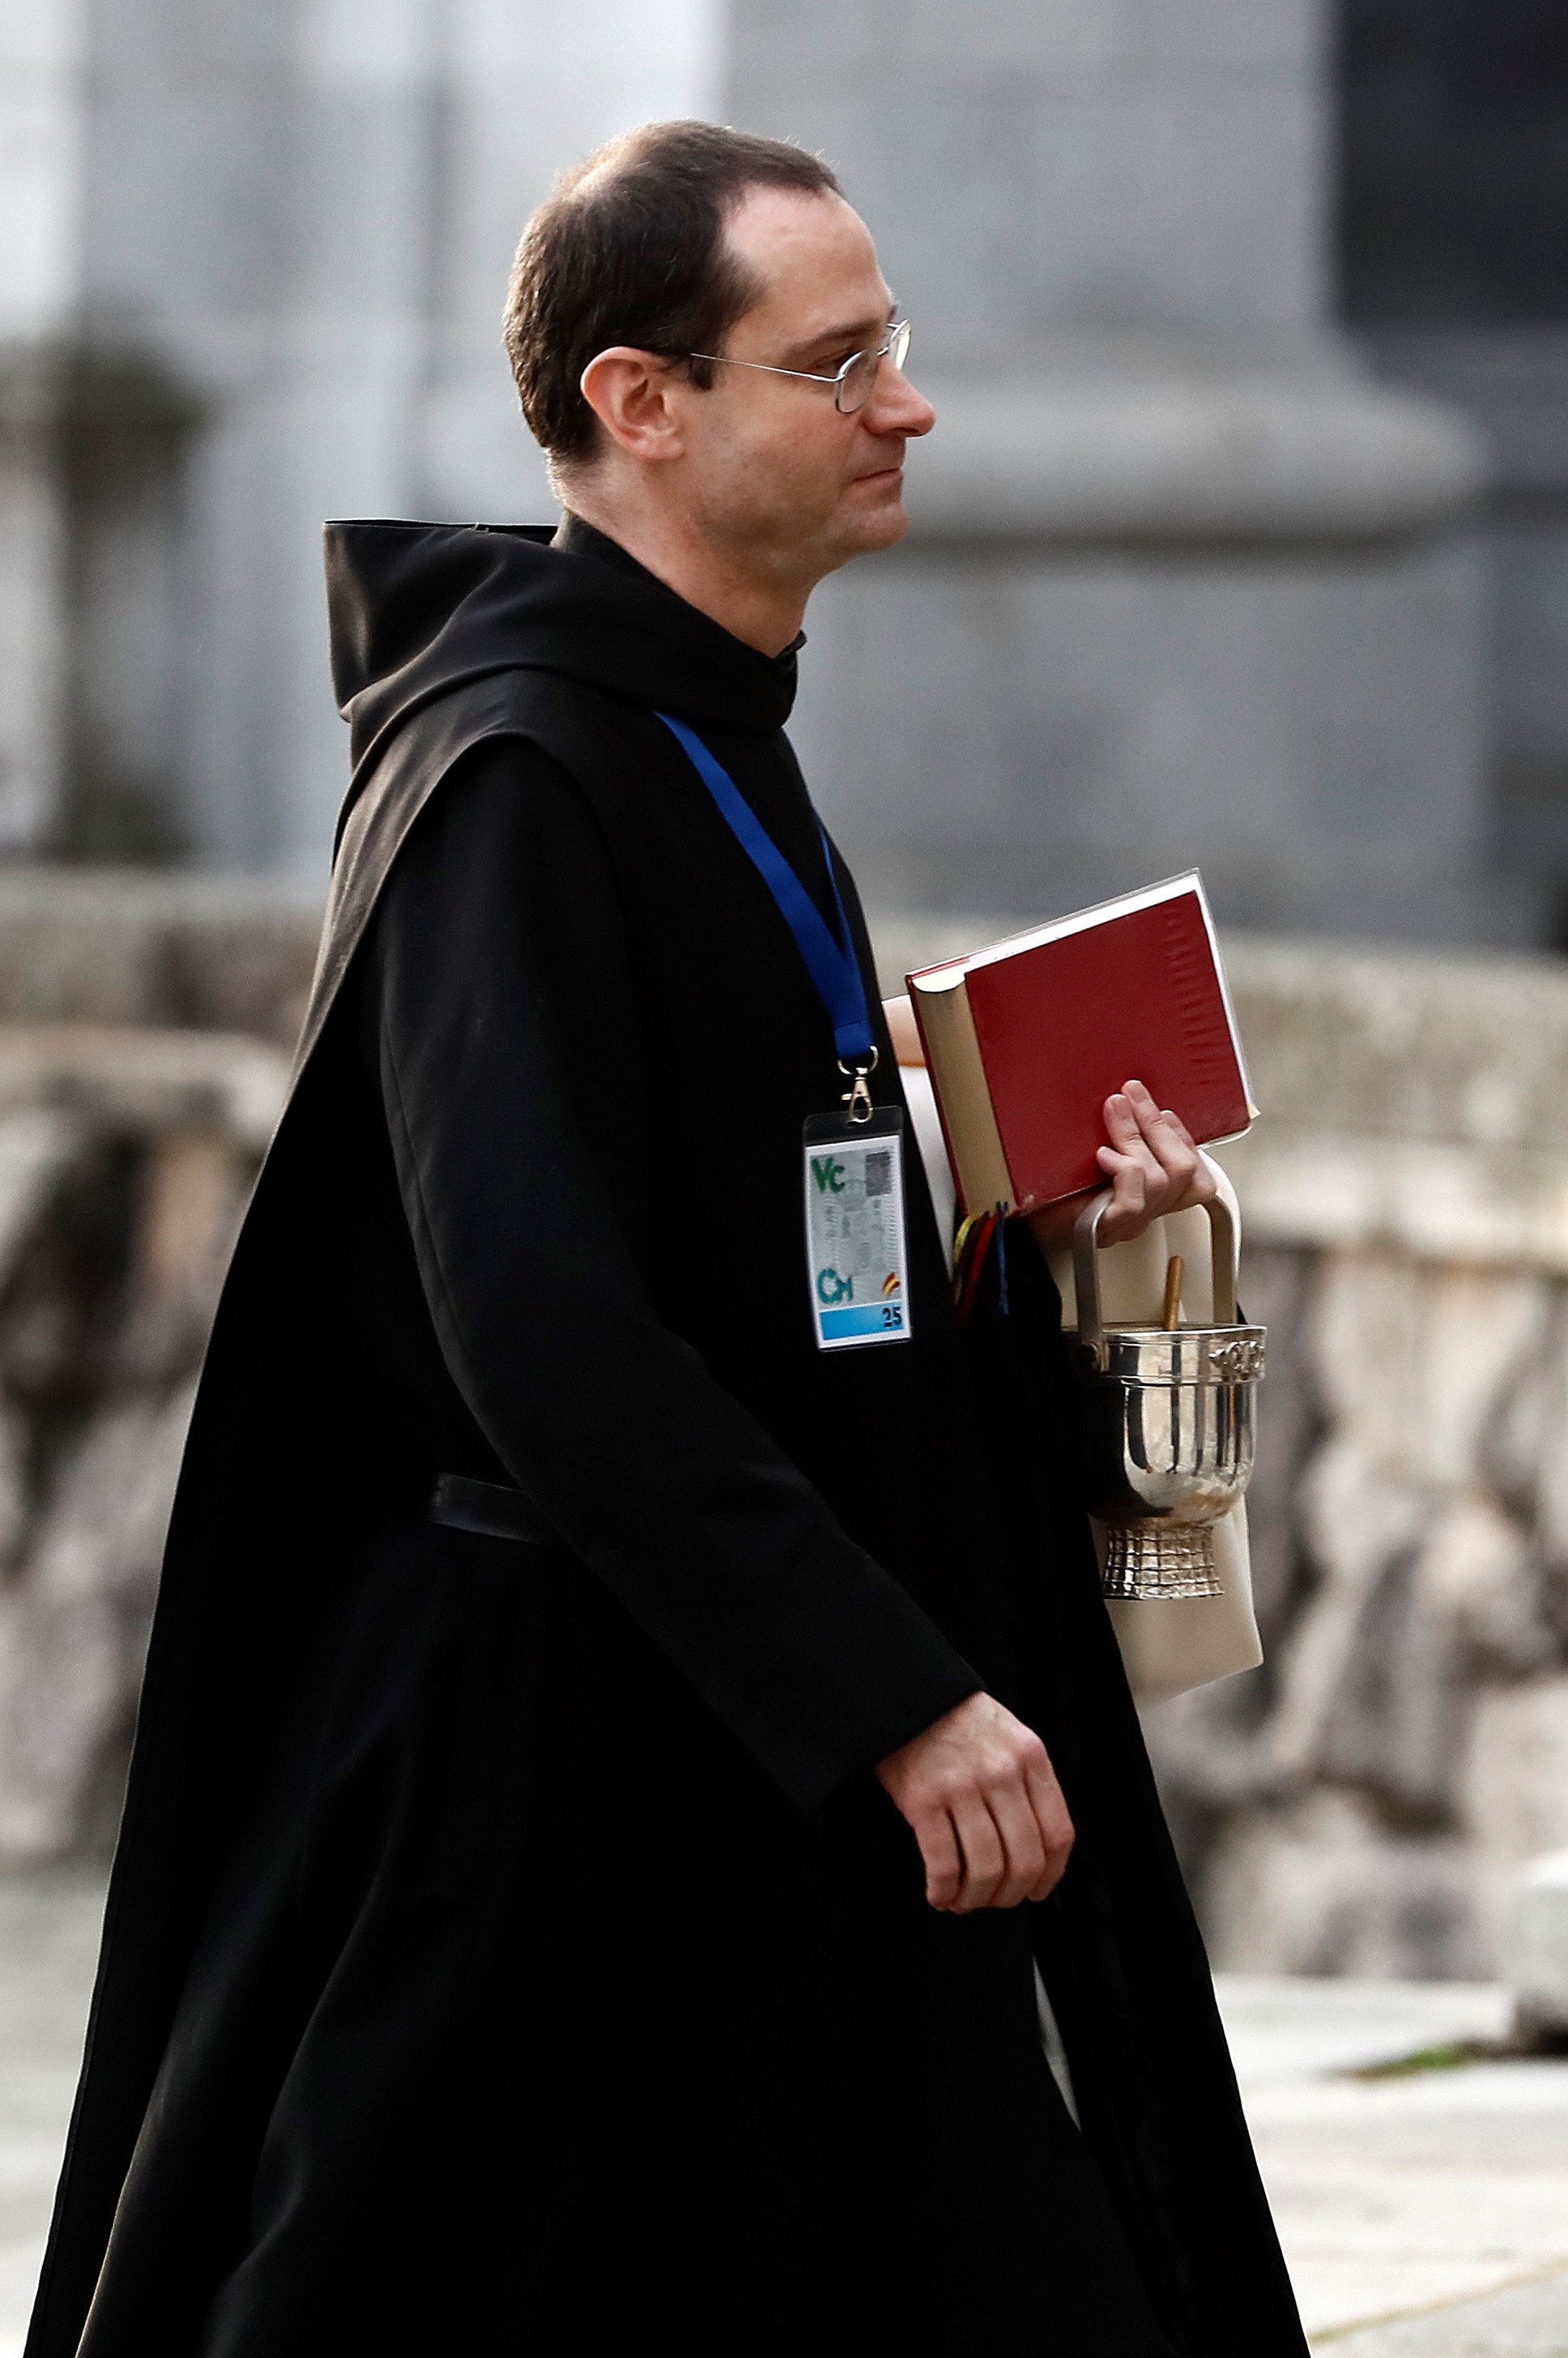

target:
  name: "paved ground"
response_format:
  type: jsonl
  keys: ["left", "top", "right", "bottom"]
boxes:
{"left": 1225, "top": 1976, "right": 1568, "bottom": 2352}
{"left": 0, "top": 1876, "right": 1562, "bottom": 2352}
{"left": 0, "top": 1872, "right": 106, "bottom": 2358}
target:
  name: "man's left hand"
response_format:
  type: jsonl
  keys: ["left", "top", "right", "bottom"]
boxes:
{"left": 1028, "top": 1079, "right": 1216, "bottom": 1252}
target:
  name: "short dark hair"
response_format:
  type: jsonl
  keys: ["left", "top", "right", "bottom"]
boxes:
{"left": 504, "top": 120, "right": 841, "bottom": 465}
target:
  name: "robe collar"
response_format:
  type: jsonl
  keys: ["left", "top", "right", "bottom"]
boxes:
{"left": 326, "top": 511, "right": 801, "bottom": 780}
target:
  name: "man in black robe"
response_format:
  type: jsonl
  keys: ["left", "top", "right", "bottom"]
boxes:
{"left": 28, "top": 122, "right": 1308, "bottom": 2356}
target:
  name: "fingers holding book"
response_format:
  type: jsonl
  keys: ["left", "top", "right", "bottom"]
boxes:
{"left": 1028, "top": 1078, "right": 1218, "bottom": 1252}
{"left": 1095, "top": 1079, "right": 1218, "bottom": 1247}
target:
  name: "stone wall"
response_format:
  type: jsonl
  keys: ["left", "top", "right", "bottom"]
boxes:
{"left": 0, "top": 1025, "right": 287, "bottom": 1856}
{"left": 0, "top": 873, "right": 313, "bottom": 1858}
{"left": 1182, "top": 943, "right": 1568, "bottom": 1977}
{"left": 875, "top": 914, "right": 1568, "bottom": 1981}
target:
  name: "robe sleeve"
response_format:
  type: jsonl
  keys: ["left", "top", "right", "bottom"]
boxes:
{"left": 358, "top": 736, "right": 981, "bottom": 1810}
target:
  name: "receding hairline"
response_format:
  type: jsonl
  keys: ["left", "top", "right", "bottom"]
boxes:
{"left": 707, "top": 185, "right": 890, "bottom": 358}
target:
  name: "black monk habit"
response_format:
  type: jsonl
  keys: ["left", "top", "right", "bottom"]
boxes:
{"left": 28, "top": 516, "right": 1307, "bottom": 2358}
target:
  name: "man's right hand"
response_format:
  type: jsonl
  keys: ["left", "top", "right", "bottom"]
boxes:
{"left": 876, "top": 1692, "right": 1075, "bottom": 1912}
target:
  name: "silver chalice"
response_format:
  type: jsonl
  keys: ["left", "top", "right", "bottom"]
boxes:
{"left": 1072, "top": 1191, "right": 1265, "bottom": 1601}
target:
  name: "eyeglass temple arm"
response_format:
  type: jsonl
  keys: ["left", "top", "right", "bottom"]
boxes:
{"left": 687, "top": 322, "right": 906, "bottom": 389}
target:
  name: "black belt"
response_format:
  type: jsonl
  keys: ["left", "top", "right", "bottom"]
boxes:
{"left": 429, "top": 1473, "right": 556, "bottom": 1547}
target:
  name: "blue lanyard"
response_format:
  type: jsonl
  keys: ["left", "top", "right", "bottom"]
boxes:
{"left": 656, "top": 713, "right": 876, "bottom": 1067}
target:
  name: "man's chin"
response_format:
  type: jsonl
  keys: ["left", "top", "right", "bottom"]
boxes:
{"left": 841, "top": 482, "right": 910, "bottom": 556}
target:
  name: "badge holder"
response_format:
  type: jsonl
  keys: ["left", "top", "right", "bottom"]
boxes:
{"left": 802, "top": 1051, "right": 912, "bottom": 1351}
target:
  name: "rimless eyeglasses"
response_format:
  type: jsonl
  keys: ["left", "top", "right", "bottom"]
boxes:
{"left": 685, "top": 320, "right": 912, "bottom": 416}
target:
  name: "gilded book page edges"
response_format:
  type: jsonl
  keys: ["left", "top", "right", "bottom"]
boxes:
{"left": 905, "top": 966, "right": 1015, "bottom": 1215}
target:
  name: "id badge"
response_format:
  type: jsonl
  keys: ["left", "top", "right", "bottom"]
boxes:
{"left": 803, "top": 1107, "right": 912, "bottom": 1350}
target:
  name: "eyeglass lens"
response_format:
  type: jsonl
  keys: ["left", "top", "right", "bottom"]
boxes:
{"left": 836, "top": 322, "right": 912, "bottom": 414}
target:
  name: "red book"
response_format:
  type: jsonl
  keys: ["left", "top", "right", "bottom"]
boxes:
{"left": 906, "top": 872, "right": 1254, "bottom": 1215}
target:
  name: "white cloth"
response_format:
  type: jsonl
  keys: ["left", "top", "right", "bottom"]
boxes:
{"left": 899, "top": 1061, "right": 957, "bottom": 1255}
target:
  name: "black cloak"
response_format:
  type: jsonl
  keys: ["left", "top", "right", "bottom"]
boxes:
{"left": 26, "top": 517, "right": 1307, "bottom": 2357}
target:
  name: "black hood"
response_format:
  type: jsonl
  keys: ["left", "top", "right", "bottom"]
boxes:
{"left": 323, "top": 518, "right": 801, "bottom": 790}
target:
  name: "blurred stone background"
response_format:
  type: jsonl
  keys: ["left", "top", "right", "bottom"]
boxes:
{"left": 2, "top": 0, "right": 1568, "bottom": 1990}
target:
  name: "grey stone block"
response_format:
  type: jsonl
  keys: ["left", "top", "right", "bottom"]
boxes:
{"left": 903, "top": 366, "right": 1481, "bottom": 542}
{"left": 1117, "top": 0, "right": 1319, "bottom": 70}
{"left": 1509, "top": 1851, "right": 1568, "bottom": 2038}
{"left": 1016, "top": 90, "right": 1324, "bottom": 332}
{"left": 0, "top": 870, "right": 322, "bottom": 1046}
{"left": 731, "top": 1, "right": 1327, "bottom": 335}
{"left": 735, "top": 0, "right": 1315, "bottom": 87}
{"left": 799, "top": 531, "right": 1491, "bottom": 941}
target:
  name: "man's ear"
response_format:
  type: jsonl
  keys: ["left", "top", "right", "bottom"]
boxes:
{"left": 579, "top": 348, "right": 685, "bottom": 463}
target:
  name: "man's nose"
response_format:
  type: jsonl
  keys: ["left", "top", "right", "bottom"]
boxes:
{"left": 866, "top": 363, "right": 936, "bottom": 440}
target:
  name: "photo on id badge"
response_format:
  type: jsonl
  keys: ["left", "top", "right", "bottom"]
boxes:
{"left": 803, "top": 1107, "right": 912, "bottom": 1350}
